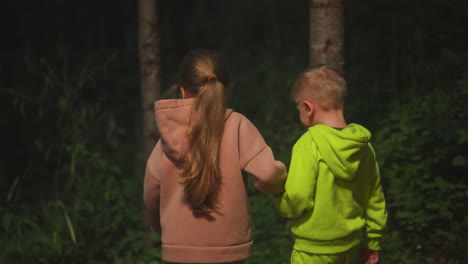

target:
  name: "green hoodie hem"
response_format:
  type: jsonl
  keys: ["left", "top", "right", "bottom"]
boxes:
{"left": 293, "top": 230, "right": 363, "bottom": 254}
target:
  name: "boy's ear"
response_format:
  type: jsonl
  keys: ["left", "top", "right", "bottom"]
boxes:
{"left": 180, "top": 87, "right": 189, "bottom": 99}
{"left": 303, "top": 100, "right": 315, "bottom": 117}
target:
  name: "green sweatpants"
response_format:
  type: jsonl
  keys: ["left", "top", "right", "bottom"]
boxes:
{"left": 290, "top": 246, "right": 359, "bottom": 264}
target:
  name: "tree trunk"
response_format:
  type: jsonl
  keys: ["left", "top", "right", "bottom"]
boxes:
{"left": 309, "top": 0, "right": 344, "bottom": 73}
{"left": 138, "top": 0, "right": 160, "bottom": 157}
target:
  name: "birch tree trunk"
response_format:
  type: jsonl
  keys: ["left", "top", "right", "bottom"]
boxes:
{"left": 138, "top": 0, "right": 160, "bottom": 157}
{"left": 309, "top": 0, "right": 344, "bottom": 73}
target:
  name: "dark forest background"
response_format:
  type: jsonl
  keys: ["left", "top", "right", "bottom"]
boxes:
{"left": 1, "top": 0, "right": 467, "bottom": 263}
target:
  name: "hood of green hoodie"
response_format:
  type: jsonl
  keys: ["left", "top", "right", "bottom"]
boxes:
{"left": 308, "top": 123, "right": 371, "bottom": 181}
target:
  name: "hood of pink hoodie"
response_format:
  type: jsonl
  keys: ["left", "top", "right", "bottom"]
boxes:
{"left": 154, "top": 98, "right": 233, "bottom": 162}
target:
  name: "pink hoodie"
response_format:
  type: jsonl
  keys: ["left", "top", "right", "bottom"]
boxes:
{"left": 144, "top": 98, "right": 286, "bottom": 263}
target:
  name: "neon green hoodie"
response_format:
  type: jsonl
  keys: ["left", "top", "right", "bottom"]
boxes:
{"left": 276, "top": 123, "right": 387, "bottom": 254}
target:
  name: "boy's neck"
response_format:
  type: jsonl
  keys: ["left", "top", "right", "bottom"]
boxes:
{"left": 312, "top": 109, "right": 347, "bottom": 129}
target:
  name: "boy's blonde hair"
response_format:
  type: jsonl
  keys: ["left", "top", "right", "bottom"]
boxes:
{"left": 291, "top": 65, "right": 347, "bottom": 110}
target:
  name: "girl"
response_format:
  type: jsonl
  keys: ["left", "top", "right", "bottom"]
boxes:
{"left": 143, "top": 49, "right": 287, "bottom": 264}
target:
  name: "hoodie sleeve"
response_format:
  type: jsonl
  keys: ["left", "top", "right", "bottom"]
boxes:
{"left": 143, "top": 141, "right": 162, "bottom": 235}
{"left": 364, "top": 145, "right": 388, "bottom": 251}
{"left": 275, "top": 134, "right": 317, "bottom": 219}
{"left": 238, "top": 116, "right": 287, "bottom": 194}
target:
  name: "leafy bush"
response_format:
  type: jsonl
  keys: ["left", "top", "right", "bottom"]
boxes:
{"left": 0, "top": 54, "right": 161, "bottom": 264}
{"left": 374, "top": 75, "right": 468, "bottom": 263}
{"left": 1, "top": 160, "right": 162, "bottom": 264}
{"left": 247, "top": 186, "right": 293, "bottom": 264}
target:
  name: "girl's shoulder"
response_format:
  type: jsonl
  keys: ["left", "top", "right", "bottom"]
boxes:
{"left": 226, "top": 110, "right": 256, "bottom": 127}
{"left": 226, "top": 110, "right": 265, "bottom": 142}
{"left": 226, "top": 110, "right": 255, "bottom": 121}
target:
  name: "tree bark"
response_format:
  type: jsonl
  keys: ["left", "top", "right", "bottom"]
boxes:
{"left": 309, "top": 0, "right": 344, "bottom": 73}
{"left": 138, "top": 0, "right": 160, "bottom": 157}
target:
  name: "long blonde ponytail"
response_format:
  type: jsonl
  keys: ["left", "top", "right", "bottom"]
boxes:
{"left": 177, "top": 50, "right": 229, "bottom": 214}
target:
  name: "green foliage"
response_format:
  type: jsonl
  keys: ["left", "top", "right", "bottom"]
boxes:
{"left": 247, "top": 181, "right": 293, "bottom": 264}
{"left": 1, "top": 173, "right": 162, "bottom": 264}
{"left": 1, "top": 54, "right": 160, "bottom": 264}
{"left": 374, "top": 77, "right": 468, "bottom": 262}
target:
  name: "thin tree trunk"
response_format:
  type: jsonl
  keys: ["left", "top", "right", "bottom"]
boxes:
{"left": 138, "top": 0, "right": 160, "bottom": 157}
{"left": 309, "top": 0, "right": 344, "bottom": 73}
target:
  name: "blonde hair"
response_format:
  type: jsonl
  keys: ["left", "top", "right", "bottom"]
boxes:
{"left": 291, "top": 65, "right": 347, "bottom": 110}
{"left": 177, "top": 49, "right": 230, "bottom": 215}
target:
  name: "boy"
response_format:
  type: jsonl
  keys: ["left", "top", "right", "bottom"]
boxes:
{"left": 276, "top": 66, "right": 387, "bottom": 264}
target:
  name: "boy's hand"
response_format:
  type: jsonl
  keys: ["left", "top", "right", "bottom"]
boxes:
{"left": 362, "top": 248, "right": 379, "bottom": 264}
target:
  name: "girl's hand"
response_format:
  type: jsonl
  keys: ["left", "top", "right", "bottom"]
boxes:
{"left": 275, "top": 161, "right": 288, "bottom": 180}
{"left": 362, "top": 248, "right": 379, "bottom": 264}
